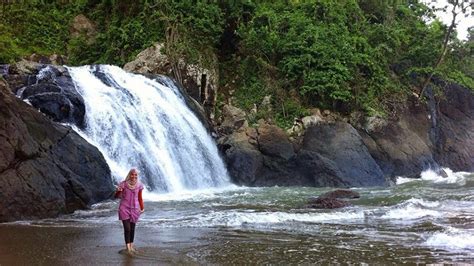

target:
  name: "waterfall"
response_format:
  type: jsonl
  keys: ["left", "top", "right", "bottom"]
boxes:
{"left": 67, "top": 65, "right": 230, "bottom": 193}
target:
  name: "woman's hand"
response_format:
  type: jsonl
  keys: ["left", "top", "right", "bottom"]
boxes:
{"left": 116, "top": 186, "right": 123, "bottom": 192}
{"left": 140, "top": 209, "right": 145, "bottom": 213}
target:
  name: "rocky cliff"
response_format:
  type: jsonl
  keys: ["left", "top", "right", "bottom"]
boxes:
{"left": 0, "top": 62, "right": 113, "bottom": 222}
{"left": 218, "top": 83, "right": 474, "bottom": 187}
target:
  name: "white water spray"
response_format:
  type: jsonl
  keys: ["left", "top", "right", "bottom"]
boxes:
{"left": 68, "top": 65, "right": 230, "bottom": 193}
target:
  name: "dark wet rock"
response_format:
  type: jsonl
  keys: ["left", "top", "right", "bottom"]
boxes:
{"left": 438, "top": 169, "right": 448, "bottom": 178}
{"left": 0, "top": 79, "right": 113, "bottom": 222}
{"left": 318, "top": 189, "right": 360, "bottom": 199}
{"left": 306, "top": 197, "right": 351, "bottom": 209}
{"left": 306, "top": 189, "right": 360, "bottom": 209}
{"left": 15, "top": 66, "right": 86, "bottom": 127}
{"left": 432, "top": 82, "right": 474, "bottom": 172}
{"left": 301, "top": 122, "right": 386, "bottom": 187}
{"left": 219, "top": 130, "right": 263, "bottom": 185}
{"left": 293, "top": 150, "right": 349, "bottom": 187}
{"left": 0, "top": 64, "right": 9, "bottom": 76}
{"left": 220, "top": 122, "right": 386, "bottom": 188}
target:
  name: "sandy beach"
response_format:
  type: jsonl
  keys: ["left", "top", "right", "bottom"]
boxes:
{"left": 0, "top": 224, "right": 199, "bottom": 265}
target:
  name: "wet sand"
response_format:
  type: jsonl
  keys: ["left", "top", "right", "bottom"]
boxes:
{"left": 0, "top": 224, "right": 200, "bottom": 265}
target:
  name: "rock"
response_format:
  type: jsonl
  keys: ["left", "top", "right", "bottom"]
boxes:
{"left": 318, "top": 189, "right": 360, "bottom": 199}
{"left": 16, "top": 66, "right": 86, "bottom": 127}
{"left": 28, "top": 53, "right": 51, "bottom": 64}
{"left": 219, "top": 81, "right": 473, "bottom": 188}
{"left": 358, "top": 97, "right": 437, "bottom": 179}
{"left": 301, "top": 122, "right": 386, "bottom": 186}
{"left": 301, "top": 114, "right": 323, "bottom": 128}
{"left": 294, "top": 150, "right": 349, "bottom": 187}
{"left": 221, "top": 104, "right": 247, "bottom": 132}
{"left": 306, "top": 197, "right": 351, "bottom": 209}
{"left": 70, "top": 14, "right": 97, "bottom": 44}
{"left": 219, "top": 131, "right": 263, "bottom": 185}
{"left": 433, "top": 82, "right": 474, "bottom": 172}
{"left": 287, "top": 118, "right": 304, "bottom": 136}
{"left": 123, "top": 42, "right": 219, "bottom": 109}
{"left": 364, "top": 116, "right": 388, "bottom": 133}
{"left": 0, "top": 79, "right": 113, "bottom": 222}
{"left": 8, "top": 59, "right": 42, "bottom": 76}
{"left": 257, "top": 123, "right": 295, "bottom": 160}
{"left": 306, "top": 189, "right": 359, "bottom": 209}
{"left": 25, "top": 54, "right": 67, "bottom": 65}
{"left": 49, "top": 54, "right": 67, "bottom": 65}
{"left": 438, "top": 169, "right": 448, "bottom": 178}
{"left": 123, "top": 43, "right": 169, "bottom": 75}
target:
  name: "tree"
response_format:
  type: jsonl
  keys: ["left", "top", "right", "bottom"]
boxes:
{"left": 419, "top": 0, "right": 473, "bottom": 98}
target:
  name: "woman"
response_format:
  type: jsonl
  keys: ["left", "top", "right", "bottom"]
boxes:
{"left": 115, "top": 168, "right": 145, "bottom": 254}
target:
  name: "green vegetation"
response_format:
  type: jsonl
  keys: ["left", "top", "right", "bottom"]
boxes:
{"left": 1, "top": 0, "right": 472, "bottom": 128}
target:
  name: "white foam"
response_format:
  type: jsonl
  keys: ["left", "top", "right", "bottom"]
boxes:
{"left": 381, "top": 198, "right": 441, "bottom": 220}
{"left": 420, "top": 168, "right": 465, "bottom": 184}
{"left": 395, "top": 176, "right": 417, "bottom": 185}
{"left": 142, "top": 210, "right": 366, "bottom": 228}
{"left": 425, "top": 227, "right": 474, "bottom": 250}
{"left": 382, "top": 207, "right": 440, "bottom": 220}
{"left": 142, "top": 185, "right": 243, "bottom": 202}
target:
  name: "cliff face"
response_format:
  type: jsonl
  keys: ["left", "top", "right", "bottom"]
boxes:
{"left": 0, "top": 64, "right": 113, "bottom": 222}
{"left": 219, "top": 83, "right": 474, "bottom": 187}
{"left": 432, "top": 82, "right": 474, "bottom": 172}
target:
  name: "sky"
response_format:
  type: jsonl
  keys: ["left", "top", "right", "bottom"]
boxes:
{"left": 423, "top": 0, "right": 473, "bottom": 40}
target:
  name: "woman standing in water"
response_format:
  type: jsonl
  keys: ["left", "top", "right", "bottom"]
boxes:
{"left": 115, "top": 168, "right": 145, "bottom": 254}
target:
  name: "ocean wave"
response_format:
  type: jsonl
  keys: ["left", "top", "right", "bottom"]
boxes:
{"left": 143, "top": 210, "right": 366, "bottom": 228}
{"left": 396, "top": 168, "right": 469, "bottom": 185}
{"left": 142, "top": 185, "right": 244, "bottom": 202}
{"left": 420, "top": 168, "right": 466, "bottom": 184}
{"left": 381, "top": 198, "right": 441, "bottom": 220}
{"left": 425, "top": 227, "right": 474, "bottom": 250}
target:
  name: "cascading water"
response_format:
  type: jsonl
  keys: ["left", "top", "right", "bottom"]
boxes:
{"left": 67, "top": 65, "right": 230, "bottom": 193}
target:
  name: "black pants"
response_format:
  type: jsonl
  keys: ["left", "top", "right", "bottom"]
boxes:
{"left": 122, "top": 219, "right": 136, "bottom": 244}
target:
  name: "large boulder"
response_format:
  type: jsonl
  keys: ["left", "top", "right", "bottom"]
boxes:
{"left": 0, "top": 79, "right": 113, "bottom": 222}
{"left": 219, "top": 129, "right": 263, "bottom": 185}
{"left": 220, "top": 122, "right": 386, "bottom": 187}
{"left": 257, "top": 123, "right": 295, "bottom": 160}
{"left": 300, "top": 122, "right": 386, "bottom": 186}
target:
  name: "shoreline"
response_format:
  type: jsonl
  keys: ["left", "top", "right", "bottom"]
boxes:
{"left": 0, "top": 224, "right": 198, "bottom": 265}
